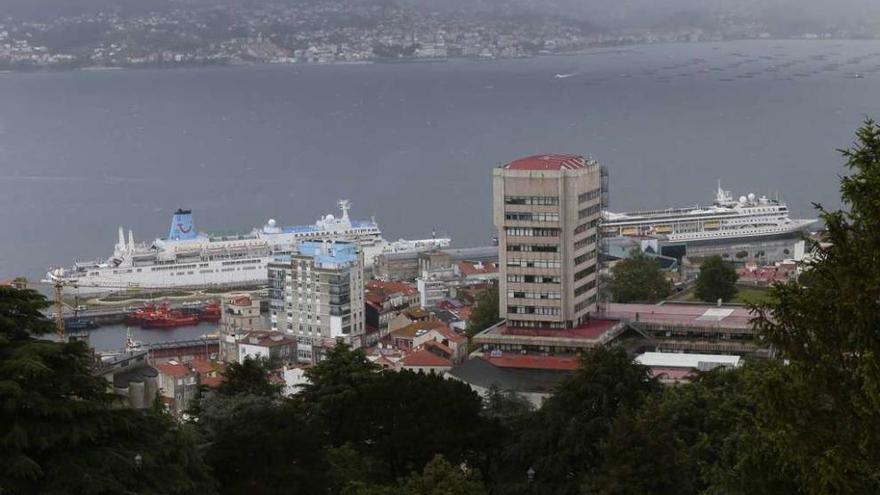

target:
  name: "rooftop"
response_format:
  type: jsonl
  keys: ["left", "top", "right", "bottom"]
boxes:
{"left": 241, "top": 331, "right": 297, "bottom": 347}
{"left": 604, "top": 303, "right": 753, "bottom": 329}
{"left": 485, "top": 318, "right": 619, "bottom": 340}
{"left": 157, "top": 362, "right": 192, "bottom": 379}
{"left": 447, "top": 357, "right": 572, "bottom": 394}
{"left": 504, "top": 154, "right": 588, "bottom": 171}
{"left": 391, "top": 320, "right": 450, "bottom": 339}
{"left": 485, "top": 353, "right": 581, "bottom": 371}
{"left": 636, "top": 352, "right": 742, "bottom": 369}
{"left": 401, "top": 349, "right": 453, "bottom": 368}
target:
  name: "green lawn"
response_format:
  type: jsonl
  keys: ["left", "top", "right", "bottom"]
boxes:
{"left": 673, "top": 286, "right": 774, "bottom": 305}
{"left": 731, "top": 287, "right": 775, "bottom": 305}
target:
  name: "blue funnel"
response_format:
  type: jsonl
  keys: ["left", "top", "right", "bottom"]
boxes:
{"left": 168, "top": 209, "right": 197, "bottom": 240}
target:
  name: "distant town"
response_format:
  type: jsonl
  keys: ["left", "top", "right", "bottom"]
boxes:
{"left": 2, "top": 0, "right": 879, "bottom": 71}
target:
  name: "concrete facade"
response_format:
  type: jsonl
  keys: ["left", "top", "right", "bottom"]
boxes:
{"left": 493, "top": 154, "right": 602, "bottom": 329}
{"left": 268, "top": 240, "right": 365, "bottom": 364}
{"left": 219, "top": 293, "right": 264, "bottom": 363}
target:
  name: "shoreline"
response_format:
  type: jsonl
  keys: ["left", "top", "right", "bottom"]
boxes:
{"left": 1, "top": 38, "right": 879, "bottom": 76}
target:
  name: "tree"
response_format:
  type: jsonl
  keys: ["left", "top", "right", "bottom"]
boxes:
{"left": 0, "top": 286, "right": 215, "bottom": 494}
{"left": 216, "top": 356, "right": 282, "bottom": 398}
{"left": 399, "top": 455, "right": 486, "bottom": 495}
{"left": 498, "top": 346, "right": 660, "bottom": 494}
{"left": 694, "top": 255, "right": 738, "bottom": 302}
{"left": 751, "top": 119, "right": 880, "bottom": 494}
{"left": 345, "top": 455, "right": 487, "bottom": 495}
{"left": 202, "top": 398, "right": 328, "bottom": 495}
{"left": 467, "top": 282, "right": 500, "bottom": 337}
{"left": 607, "top": 251, "right": 672, "bottom": 303}
{"left": 588, "top": 362, "right": 801, "bottom": 495}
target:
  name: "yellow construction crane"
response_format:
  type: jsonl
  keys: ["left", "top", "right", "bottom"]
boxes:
{"left": 41, "top": 270, "right": 209, "bottom": 340}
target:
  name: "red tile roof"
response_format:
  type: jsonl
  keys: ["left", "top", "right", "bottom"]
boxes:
{"left": 402, "top": 349, "right": 453, "bottom": 368}
{"left": 366, "top": 280, "right": 418, "bottom": 296}
{"left": 457, "top": 261, "right": 498, "bottom": 276}
{"left": 494, "top": 319, "right": 618, "bottom": 340}
{"left": 484, "top": 354, "right": 581, "bottom": 371}
{"left": 157, "top": 363, "right": 191, "bottom": 379}
{"left": 504, "top": 154, "right": 588, "bottom": 171}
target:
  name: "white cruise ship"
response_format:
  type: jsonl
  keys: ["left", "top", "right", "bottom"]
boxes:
{"left": 602, "top": 183, "right": 816, "bottom": 243}
{"left": 47, "top": 201, "right": 450, "bottom": 295}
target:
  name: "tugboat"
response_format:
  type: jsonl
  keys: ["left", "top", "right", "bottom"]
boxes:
{"left": 125, "top": 302, "right": 200, "bottom": 329}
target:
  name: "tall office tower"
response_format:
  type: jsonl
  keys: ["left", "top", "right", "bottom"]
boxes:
{"left": 493, "top": 154, "right": 602, "bottom": 329}
{"left": 268, "top": 240, "right": 365, "bottom": 364}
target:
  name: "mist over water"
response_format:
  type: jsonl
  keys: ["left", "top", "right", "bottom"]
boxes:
{"left": 2, "top": 40, "right": 879, "bottom": 283}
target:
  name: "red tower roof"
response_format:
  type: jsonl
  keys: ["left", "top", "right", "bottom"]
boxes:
{"left": 504, "top": 154, "right": 587, "bottom": 171}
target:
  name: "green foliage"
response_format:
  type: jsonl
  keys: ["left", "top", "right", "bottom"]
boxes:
{"left": 399, "top": 455, "right": 487, "bottom": 495}
{"left": 482, "top": 384, "right": 533, "bottom": 429}
{"left": 0, "top": 286, "right": 214, "bottom": 495}
{"left": 589, "top": 362, "right": 800, "bottom": 495}
{"left": 217, "top": 356, "right": 282, "bottom": 398}
{"left": 751, "top": 119, "right": 880, "bottom": 494}
{"left": 466, "top": 283, "right": 500, "bottom": 337}
{"left": 498, "top": 346, "right": 660, "bottom": 494}
{"left": 201, "top": 398, "right": 327, "bottom": 495}
{"left": 607, "top": 250, "right": 672, "bottom": 303}
{"left": 695, "top": 255, "right": 739, "bottom": 302}
{"left": 345, "top": 455, "right": 487, "bottom": 495}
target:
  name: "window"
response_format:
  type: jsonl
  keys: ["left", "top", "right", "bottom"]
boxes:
{"left": 574, "top": 280, "right": 596, "bottom": 297}
{"left": 574, "top": 251, "right": 597, "bottom": 266}
{"left": 507, "top": 305, "right": 561, "bottom": 316}
{"left": 574, "top": 219, "right": 599, "bottom": 235}
{"left": 578, "top": 204, "right": 601, "bottom": 219}
{"left": 505, "top": 212, "right": 559, "bottom": 222}
{"left": 507, "top": 244, "right": 559, "bottom": 253}
{"left": 507, "top": 258, "right": 561, "bottom": 269}
{"left": 505, "top": 227, "right": 560, "bottom": 237}
{"left": 508, "top": 290, "right": 561, "bottom": 300}
{"left": 507, "top": 274, "right": 560, "bottom": 284}
{"left": 505, "top": 196, "right": 559, "bottom": 206}
{"left": 578, "top": 188, "right": 602, "bottom": 203}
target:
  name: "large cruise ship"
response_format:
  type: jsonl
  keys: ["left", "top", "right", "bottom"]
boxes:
{"left": 601, "top": 183, "right": 816, "bottom": 243}
{"left": 47, "top": 201, "right": 450, "bottom": 295}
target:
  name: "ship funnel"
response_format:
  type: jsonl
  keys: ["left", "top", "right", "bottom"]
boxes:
{"left": 128, "top": 230, "right": 135, "bottom": 253}
{"left": 168, "top": 209, "right": 198, "bottom": 241}
{"left": 117, "top": 226, "right": 126, "bottom": 251}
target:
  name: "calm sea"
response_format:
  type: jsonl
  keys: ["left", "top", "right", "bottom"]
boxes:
{"left": 2, "top": 39, "right": 879, "bottom": 288}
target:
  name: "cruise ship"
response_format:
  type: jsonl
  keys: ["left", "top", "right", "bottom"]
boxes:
{"left": 47, "top": 201, "right": 450, "bottom": 295}
{"left": 601, "top": 183, "right": 816, "bottom": 243}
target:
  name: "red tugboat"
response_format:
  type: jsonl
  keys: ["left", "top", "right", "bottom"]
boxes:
{"left": 125, "top": 302, "right": 200, "bottom": 329}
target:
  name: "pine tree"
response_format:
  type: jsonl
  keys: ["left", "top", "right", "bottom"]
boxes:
{"left": 0, "top": 286, "right": 214, "bottom": 494}
{"left": 751, "top": 119, "right": 880, "bottom": 494}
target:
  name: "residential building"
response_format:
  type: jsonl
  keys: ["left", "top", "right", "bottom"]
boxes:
{"left": 238, "top": 331, "right": 297, "bottom": 364}
{"left": 375, "top": 246, "right": 498, "bottom": 281}
{"left": 156, "top": 360, "right": 199, "bottom": 416}
{"left": 268, "top": 240, "right": 365, "bottom": 364}
{"left": 219, "top": 293, "right": 265, "bottom": 363}
{"left": 400, "top": 349, "right": 454, "bottom": 374}
{"left": 364, "top": 280, "right": 419, "bottom": 344}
